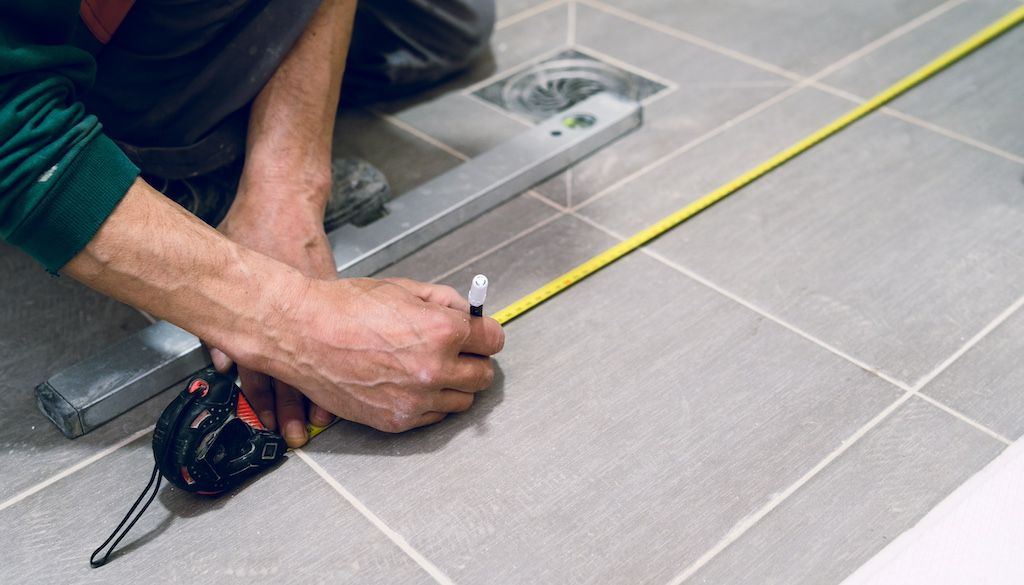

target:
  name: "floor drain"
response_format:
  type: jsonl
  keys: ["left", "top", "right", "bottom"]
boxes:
{"left": 474, "top": 50, "right": 667, "bottom": 123}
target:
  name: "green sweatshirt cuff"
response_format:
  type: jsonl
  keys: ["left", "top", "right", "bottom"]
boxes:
{"left": 9, "top": 133, "right": 139, "bottom": 273}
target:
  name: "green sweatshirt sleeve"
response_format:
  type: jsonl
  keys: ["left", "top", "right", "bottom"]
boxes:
{"left": 0, "top": 1, "right": 139, "bottom": 273}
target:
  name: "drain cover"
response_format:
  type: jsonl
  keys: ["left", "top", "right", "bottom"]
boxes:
{"left": 474, "top": 50, "right": 666, "bottom": 122}
{"left": 501, "top": 59, "right": 635, "bottom": 120}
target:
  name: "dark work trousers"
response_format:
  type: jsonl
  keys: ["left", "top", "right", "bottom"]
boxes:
{"left": 83, "top": 0, "right": 496, "bottom": 181}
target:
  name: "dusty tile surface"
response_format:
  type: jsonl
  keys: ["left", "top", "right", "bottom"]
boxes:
{"left": 305, "top": 253, "right": 900, "bottom": 585}
{"left": 434, "top": 213, "right": 616, "bottom": 309}
{"left": 923, "top": 307, "right": 1024, "bottom": 440}
{"left": 0, "top": 439, "right": 434, "bottom": 585}
{"left": 642, "top": 112, "right": 1024, "bottom": 386}
{"left": 533, "top": 4, "right": 792, "bottom": 206}
{"left": 687, "top": 398, "right": 1004, "bottom": 585}
{"left": 0, "top": 243, "right": 156, "bottom": 502}
{"left": 4, "top": 2, "right": 1023, "bottom": 584}
{"left": 613, "top": 0, "right": 951, "bottom": 75}
{"left": 821, "top": 0, "right": 1023, "bottom": 98}
{"left": 884, "top": 24, "right": 1024, "bottom": 159}
{"left": 576, "top": 87, "right": 853, "bottom": 234}
{"left": 376, "top": 195, "right": 558, "bottom": 283}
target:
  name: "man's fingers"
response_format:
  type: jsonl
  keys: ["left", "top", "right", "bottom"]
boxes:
{"left": 385, "top": 278, "right": 469, "bottom": 312}
{"left": 209, "top": 347, "right": 234, "bottom": 373}
{"left": 239, "top": 368, "right": 276, "bottom": 431}
{"left": 275, "top": 381, "right": 308, "bottom": 448}
{"left": 309, "top": 403, "right": 335, "bottom": 428}
{"left": 444, "top": 354, "right": 496, "bottom": 393}
{"left": 413, "top": 411, "right": 448, "bottom": 429}
{"left": 431, "top": 389, "right": 475, "bottom": 413}
{"left": 458, "top": 313, "right": 505, "bottom": 356}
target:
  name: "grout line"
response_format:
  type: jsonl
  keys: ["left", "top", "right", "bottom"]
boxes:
{"left": 568, "top": 0, "right": 980, "bottom": 214}
{"left": 467, "top": 93, "right": 535, "bottom": 127}
{"left": 11, "top": 0, "right": 1008, "bottom": 523}
{"left": 527, "top": 188, "right": 571, "bottom": 212}
{"left": 371, "top": 108, "right": 470, "bottom": 161}
{"left": 642, "top": 250, "right": 913, "bottom": 390}
{"left": 391, "top": 5, "right": 1018, "bottom": 581}
{"left": 577, "top": 0, "right": 803, "bottom": 82}
{"left": 459, "top": 45, "right": 568, "bottom": 96}
{"left": 580, "top": 0, "right": 1024, "bottom": 174}
{"left": 665, "top": 390, "right": 917, "bottom": 585}
{"left": 569, "top": 82, "right": 804, "bottom": 212}
{"left": 569, "top": 44, "right": 681, "bottom": 93}
{"left": 807, "top": 80, "right": 1024, "bottom": 166}
{"left": 429, "top": 211, "right": 565, "bottom": 284}
{"left": 640, "top": 84, "right": 680, "bottom": 108}
{"left": 658, "top": 275, "right": 1022, "bottom": 584}
{"left": 565, "top": 0, "right": 1020, "bottom": 215}
{"left": 567, "top": 208, "right": 1019, "bottom": 581}
{"left": 916, "top": 392, "right": 1014, "bottom": 445}
{"left": 295, "top": 450, "right": 457, "bottom": 585}
{"left": 569, "top": 211, "right": 914, "bottom": 390}
{"left": 565, "top": 169, "right": 574, "bottom": 207}
{"left": 878, "top": 107, "right": 1024, "bottom": 166}
{"left": 567, "top": 0, "right": 577, "bottom": 46}
{"left": 803, "top": 0, "right": 970, "bottom": 82}
{"left": 911, "top": 292, "right": 1024, "bottom": 391}
{"left": 0, "top": 425, "right": 154, "bottom": 513}
{"left": 495, "top": 0, "right": 566, "bottom": 31}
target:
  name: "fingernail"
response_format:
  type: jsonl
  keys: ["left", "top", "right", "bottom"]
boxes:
{"left": 284, "top": 420, "right": 308, "bottom": 448}
{"left": 260, "top": 411, "right": 277, "bottom": 432}
{"left": 210, "top": 349, "right": 232, "bottom": 372}
{"left": 310, "top": 405, "right": 335, "bottom": 427}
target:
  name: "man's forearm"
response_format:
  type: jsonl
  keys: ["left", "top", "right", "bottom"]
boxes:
{"left": 63, "top": 178, "right": 306, "bottom": 367}
{"left": 231, "top": 0, "right": 357, "bottom": 219}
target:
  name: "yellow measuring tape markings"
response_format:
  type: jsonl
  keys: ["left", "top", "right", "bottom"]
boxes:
{"left": 491, "top": 4, "right": 1024, "bottom": 327}
{"left": 309, "top": 6, "right": 1024, "bottom": 441}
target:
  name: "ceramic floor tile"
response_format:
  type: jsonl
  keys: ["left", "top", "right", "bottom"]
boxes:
{"left": 641, "top": 110, "right": 1024, "bottom": 386}
{"left": 923, "top": 306, "right": 1024, "bottom": 440}
{"left": 376, "top": 195, "right": 558, "bottom": 282}
{"left": 841, "top": 437, "right": 1024, "bottom": 585}
{"left": 576, "top": 87, "right": 854, "bottom": 234}
{"left": 433, "top": 213, "right": 617, "bottom": 310}
{"left": 610, "top": 0, "right": 949, "bottom": 76}
{"left": 380, "top": 94, "right": 528, "bottom": 159}
{"left": 332, "top": 109, "right": 461, "bottom": 197}
{"left": 0, "top": 438, "right": 434, "bottom": 585}
{"left": 821, "top": 0, "right": 1022, "bottom": 98}
{"left": 0, "top": 243, "right": 159, "bottom": 502}
{"left": 885, "top": 24, "right": 1024, "bottom": 159}
{"left": 687, "top": 397, "right": 1004, "bottom": 585}
{"left": 476, "top": 2, "right": 570, "bottom": 80}
{"left": 533, "top": 3, "right": 791, "bottom": 206}
{"left": 302, "top": 252, "right": 900, "bottom": 585}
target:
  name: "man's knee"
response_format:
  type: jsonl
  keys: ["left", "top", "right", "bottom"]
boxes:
{"left": 448, "top": 0, "right": 497, "bottom": 65}
{"left": 351, "top": 0, "right": 496, "bottom": 88}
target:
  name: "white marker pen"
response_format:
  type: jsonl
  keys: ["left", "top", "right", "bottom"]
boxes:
{"left": 468, "top": 274, "right": 488, "bottom": 317}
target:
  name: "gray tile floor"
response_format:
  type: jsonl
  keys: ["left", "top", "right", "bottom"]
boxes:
{"left": 3, "top": 0, "right": 1024, "bottom": 583}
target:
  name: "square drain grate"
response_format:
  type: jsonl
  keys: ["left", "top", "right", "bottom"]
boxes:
{"left": 473, "top": 49, "right": 666, "bottom": 122}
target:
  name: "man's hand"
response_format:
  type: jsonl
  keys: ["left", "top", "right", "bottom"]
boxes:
{"left": 64, "top": 179, "right": 505, "bottom": 439}
{"left": 203, "top": 0, "right": 357, "bottom": 446}
{"left": 212, "top": 187, "right": 338, "bottom": 447}
{"left": 239, "top": 275, "right": 505, "bottom": 434}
